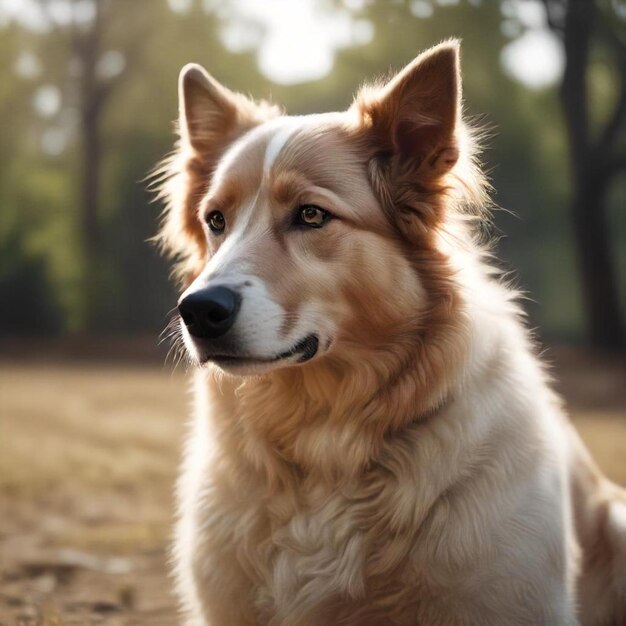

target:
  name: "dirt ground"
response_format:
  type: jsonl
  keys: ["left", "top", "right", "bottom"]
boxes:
{"left": 1, "top": 342, "right": 624, "bottom": 626}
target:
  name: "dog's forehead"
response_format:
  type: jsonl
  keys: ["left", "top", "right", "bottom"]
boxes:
{"left": 210, "top": 112, "right": 359, "bottom": 202}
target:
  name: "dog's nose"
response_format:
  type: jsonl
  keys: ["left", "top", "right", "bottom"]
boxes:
{"left": 178, "top": 286, "right": 241, "bottom": 339}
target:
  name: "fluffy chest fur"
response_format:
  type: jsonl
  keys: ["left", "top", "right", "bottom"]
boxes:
{"left": 174, "top": 302, "right": 577, "bottom": 626}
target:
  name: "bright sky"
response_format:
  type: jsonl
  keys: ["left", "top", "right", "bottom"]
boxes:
{"left": 212, "top": 0, "right": 564, "bottom": 89}
{"left": 500, "top": 0, "right": 563, "bottom": 89}
{"left": 215, "top": 0, "right": 374, "bottom": 84}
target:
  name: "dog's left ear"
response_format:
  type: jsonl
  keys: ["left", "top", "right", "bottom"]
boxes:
{"left": 355, "top": 40, "right": 461, "bottom": 182}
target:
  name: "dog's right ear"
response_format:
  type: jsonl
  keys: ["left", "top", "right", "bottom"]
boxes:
{"left": 179, "top": 64, "right": 231, "bottom": 153}
{"left": 179, "top": 64, "right": 273, "bottom": 157}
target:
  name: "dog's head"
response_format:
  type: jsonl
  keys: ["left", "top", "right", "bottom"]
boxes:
{"left": 157, "top": 41, "right": 484, "bottom": 376}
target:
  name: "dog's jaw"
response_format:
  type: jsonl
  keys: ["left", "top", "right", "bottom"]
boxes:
{"left": 196, "top": 333, "right": 321, "bottom": 377}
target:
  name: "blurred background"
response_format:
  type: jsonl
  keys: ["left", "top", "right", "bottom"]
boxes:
{"left": 0, "top": 0, "right": 624, "bottom": 624}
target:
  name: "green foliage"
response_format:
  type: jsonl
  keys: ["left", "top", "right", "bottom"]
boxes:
{"left": 0, "top": 222, "right": 64, "bottom": 334}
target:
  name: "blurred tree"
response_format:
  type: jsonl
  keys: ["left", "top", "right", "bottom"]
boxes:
{"left": 541, "top": 0, "right": 625, "bottom": 348}
{"left": 0, "top": 23, "right": 66, "bottom": 333}
{"left": 32, "top": 0, "right": 160, "bottom": 328}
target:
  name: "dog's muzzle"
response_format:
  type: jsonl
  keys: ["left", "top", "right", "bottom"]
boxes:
{"left": 177, "top": 283, "right": 320, "bottom": 368}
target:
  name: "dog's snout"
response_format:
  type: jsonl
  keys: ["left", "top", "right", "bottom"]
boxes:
{"left": 178, "top": 286, "right": 241, "bottom": 339}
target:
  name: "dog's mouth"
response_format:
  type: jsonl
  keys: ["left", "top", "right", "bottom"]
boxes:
{"left": 201, "top": 334, "right": 319, "bottom": 367}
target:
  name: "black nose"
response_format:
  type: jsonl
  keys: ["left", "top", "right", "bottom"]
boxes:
{"left": 178, "top": 286, "right": 241, "bottom": 339}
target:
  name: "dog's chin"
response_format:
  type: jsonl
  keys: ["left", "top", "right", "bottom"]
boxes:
{"left": 191, "top": 334, "right": 321, "bottom": 377}
{"left": 208, "top": 357, "right": 302, "bottom": 377}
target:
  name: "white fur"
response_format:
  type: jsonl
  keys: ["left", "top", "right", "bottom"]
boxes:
{"left": 263, "top": 117, "right": 304, "bottom": 173}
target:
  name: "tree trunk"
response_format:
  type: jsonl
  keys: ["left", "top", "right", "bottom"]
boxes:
{"left": 571, "top": 174, "right": 624, "bottom": 348}
{"left": 79, "top": 106, "right": 103, "bottom": 327}
{"left": 77, "top": 0, "right": 104, "bottom": 329}
{"left": 559, "top": 0, "right": 624, "bottom": 348}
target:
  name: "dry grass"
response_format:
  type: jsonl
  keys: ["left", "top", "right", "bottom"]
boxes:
{"left": 0, "top": 345, "right": 624, "bottom": 625}
{"left": 0, "top": 361, "right": 186, "bottom": 625}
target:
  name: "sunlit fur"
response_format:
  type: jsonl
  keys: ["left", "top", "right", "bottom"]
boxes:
{"left": 154, "top": 41, "right": 626, "bottom": 626}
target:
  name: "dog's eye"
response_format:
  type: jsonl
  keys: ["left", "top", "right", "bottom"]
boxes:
{"left": 206, "top": 210, "right": 225, "bottom": 234}
{"left": 297, "top": 205, "right": 330, "bottom": 228}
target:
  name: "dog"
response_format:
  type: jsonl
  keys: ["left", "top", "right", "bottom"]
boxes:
{"left": 155, "top": 41, "right": 626, "bottom": 625}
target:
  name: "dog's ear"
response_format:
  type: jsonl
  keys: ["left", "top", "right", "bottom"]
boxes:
{"left": 355, "top": 41, "right": 461, "bottom": 180}
{"left": 179, "top": 63, "right": 275, "bottom": 158}
{"left": 155, "top": 66, "right": 279, "bottom": 285}
{"left": 352, "top": 41, "right": 463, "bottom": 237}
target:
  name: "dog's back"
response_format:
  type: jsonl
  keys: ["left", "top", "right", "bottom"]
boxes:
{"left": 569, "top": 428, "right": 626, "bottom": 624}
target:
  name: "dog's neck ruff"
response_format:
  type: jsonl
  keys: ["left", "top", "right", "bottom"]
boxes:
{"left": 416, "top": 391, "right": 452, "bottom": 424}
{"left": 380, "top": 390, "right": 453, "bottom": 446}
{"left": 202, "top": 297, "right": 471, "bottom": 481}
{"left": 204, "top": 344, "right": 464, "bottom": 485}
